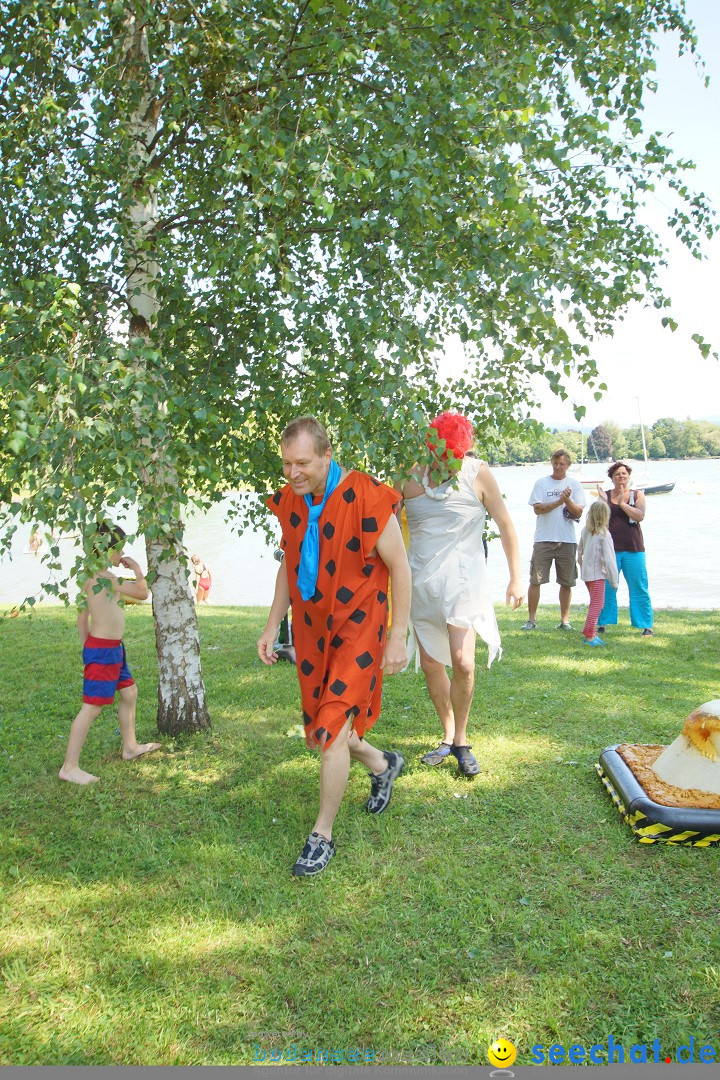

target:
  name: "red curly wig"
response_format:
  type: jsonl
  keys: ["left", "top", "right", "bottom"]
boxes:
{"left": 427, "top": 412, "right": 474, "bottom": 460}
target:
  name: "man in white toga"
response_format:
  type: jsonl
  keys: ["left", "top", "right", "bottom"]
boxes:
{"left": 400, "top": 412, "right": 524, "bottom": 777}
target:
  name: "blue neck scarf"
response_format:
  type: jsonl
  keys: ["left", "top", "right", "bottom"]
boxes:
{"left": 297, "top": 459, "right": 343, "bottom": 601}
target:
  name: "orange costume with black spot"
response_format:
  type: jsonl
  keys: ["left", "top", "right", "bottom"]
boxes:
{"left": 268, "top": 471, "right": 400, "bottom": 751}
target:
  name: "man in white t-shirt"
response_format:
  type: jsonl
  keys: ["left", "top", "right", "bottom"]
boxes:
{"left": 521, "top": 449, "right": 585, "bottom": 631}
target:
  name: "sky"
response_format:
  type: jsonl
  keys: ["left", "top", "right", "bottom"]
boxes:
{"left": 440, "top": 0, "right": 720, "bottom": 431}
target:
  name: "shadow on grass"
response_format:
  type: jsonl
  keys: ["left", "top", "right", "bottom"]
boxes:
{"left": 1, "top": 606, "right": 720, "bottom": 1063}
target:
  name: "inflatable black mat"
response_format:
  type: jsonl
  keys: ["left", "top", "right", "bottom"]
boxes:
{"left": 596, "top": 744, "right": 720, "bottom": 847}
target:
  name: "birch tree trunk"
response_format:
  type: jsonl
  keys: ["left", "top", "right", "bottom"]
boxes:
{"left": 146, "top": 531, "right": 210, "bottom": 734}
{"left": 123, "top": 13, "right": 210, "bottom": 734}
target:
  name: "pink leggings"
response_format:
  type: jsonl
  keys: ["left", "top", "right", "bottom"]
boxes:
{"left": 583, "top": 580, "right": 606, "bottom": 639}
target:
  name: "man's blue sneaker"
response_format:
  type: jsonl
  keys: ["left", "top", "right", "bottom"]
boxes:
{"left": 450, "top": 744, "right": 480, "bottom": 776}
{"left": 584, "top": 636, "right": 606, "bottom": 647}
{"left": 365, "top": 751, "right": 405, "bottom": 814}
{"left": 421, "top": 741, "right": 453, "bottom": 766}
{"left": 291, "top": 832, "right": 336, "bottom": 877}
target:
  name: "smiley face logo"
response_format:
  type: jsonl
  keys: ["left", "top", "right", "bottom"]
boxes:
{"left": 488, "top": 1038, "right": 517, "bottom": 1068}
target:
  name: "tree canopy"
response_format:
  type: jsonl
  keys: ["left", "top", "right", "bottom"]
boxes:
{"left": 0, "top": 0, "right": 715, "bottom": 725}
{"left": 489, "top": 415, "right": 720, "bottom": 464}
{"left": 1, "top": 2, "right": 715, "bottom": 524}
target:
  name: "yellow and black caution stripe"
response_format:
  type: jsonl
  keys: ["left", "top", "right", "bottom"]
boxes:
{"left": 596, "top": 750, "right": 720, "bottom": 848}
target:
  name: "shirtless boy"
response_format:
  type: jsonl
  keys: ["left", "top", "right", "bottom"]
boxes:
{"left": 59, "top": 522, "right": 160, "bottom": 785}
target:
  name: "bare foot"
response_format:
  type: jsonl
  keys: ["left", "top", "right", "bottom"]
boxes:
{"left": 122, "top": 742, "right": 161, "bottom": 761}
{"left": 59, "top": 766, "right": 100, "bottom": 785}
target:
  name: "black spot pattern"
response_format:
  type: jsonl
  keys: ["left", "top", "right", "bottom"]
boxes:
{"left": 270, "top": 470, "right": 398, "bottom": 753}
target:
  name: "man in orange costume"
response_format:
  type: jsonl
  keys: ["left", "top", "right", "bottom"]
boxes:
{"left": 258, "top": 416, "right": 411, "bottom": 877}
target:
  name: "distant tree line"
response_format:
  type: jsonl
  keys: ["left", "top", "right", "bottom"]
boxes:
{"left": 488, "top": 418, "right": 720, "bottom": 464}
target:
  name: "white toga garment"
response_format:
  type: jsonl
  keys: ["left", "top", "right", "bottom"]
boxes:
{"left": 404, "top": 457, "right": 501, "bottom": 668}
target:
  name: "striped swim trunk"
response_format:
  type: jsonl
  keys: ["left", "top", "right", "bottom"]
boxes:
{"left": 82, "top": 635, "right": 135, "bottom": 706}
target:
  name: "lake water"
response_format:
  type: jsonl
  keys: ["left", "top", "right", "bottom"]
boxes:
{"left": 2, "top": 458, "right": 718, "bottom": 612}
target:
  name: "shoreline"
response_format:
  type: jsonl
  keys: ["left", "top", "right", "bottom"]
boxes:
{"left": 4, "top": 601, "right": 718, "bottom": 613}
{"left": 4, "top": 459, "right": 717, "bottom": 611}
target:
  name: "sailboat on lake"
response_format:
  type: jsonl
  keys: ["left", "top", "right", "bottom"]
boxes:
{"left": 570, "top": 400, "right": 675, "bottom": 496}
{"left": 570, "top": 430, "right": 606, "bottom": 493}
{"left": 633, "top": 400, "right": 675, "bottom": 496}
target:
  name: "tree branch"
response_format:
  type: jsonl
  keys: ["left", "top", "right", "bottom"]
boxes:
{"left": 145, "top": 117, "right": 196, "bottom": 171}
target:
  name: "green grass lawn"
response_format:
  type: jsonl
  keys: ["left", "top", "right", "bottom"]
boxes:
{"left": 1, "top": 604, "right": 719, "bottom": 1066}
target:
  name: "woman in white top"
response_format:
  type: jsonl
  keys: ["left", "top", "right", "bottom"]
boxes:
{"left": 401, "top": 413, "right": 524, "bottom": 776}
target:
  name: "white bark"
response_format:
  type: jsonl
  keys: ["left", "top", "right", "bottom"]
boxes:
{"left": 123, "top": 16, "right": 159, "bottom": 331}
{"left": 147, "top": 532, "right": 210, "bottom": 735}
{"left": 123, "top": 12, "right": 210, "bottom": 733}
